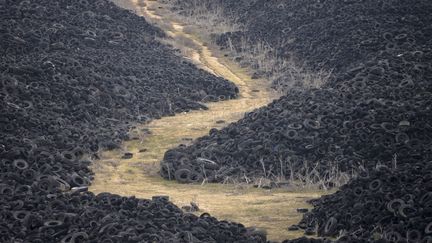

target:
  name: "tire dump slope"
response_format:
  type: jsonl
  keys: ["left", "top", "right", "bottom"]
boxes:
{"left": 159, "top": 0, "right": 432, "bottom": 241}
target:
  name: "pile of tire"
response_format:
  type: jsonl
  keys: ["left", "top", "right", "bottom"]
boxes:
{"left": 0, "top": 0, "right": 259, "bottom": 242}
{"left": 161, "top": 88, "right": 432, "bottom": 184}
{"left": 295, "top": 161, "right": 432, "bottom": 242}
{"left": 163, "top": 0, "right": 432, "bottom": 180}
{"left": 205, "top": 0, "right": 432, "bottom": 91}
{"left": 160, "top": 0, "right": 432, "bottom": 240}
{"left": 0, "top": 189, "right": 264, "bottom": 242}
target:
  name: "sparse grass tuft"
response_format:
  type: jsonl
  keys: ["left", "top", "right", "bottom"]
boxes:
{"left": 159, "top": 0, "right": 243, "bottom": 35}
{"left": 222, "top": 36, "right": 333, "bottom": 91}
{"left": 158, "top": 0, "right": 332, "bottom": 91}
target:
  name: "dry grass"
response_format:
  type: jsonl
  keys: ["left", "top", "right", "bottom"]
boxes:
{"left": 159, "top": 0, "right": 243, "bottom": 34}
{"left": 157, "top": 0, "right": 332, "bottom": 91}
{"left": 215, "top": 35, "right": 333, "bottom": 92}
{"left": 210, "top": 158, "right": 352, "bottom": 192}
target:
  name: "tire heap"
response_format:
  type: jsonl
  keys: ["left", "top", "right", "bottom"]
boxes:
{"left": 0, "top": 189, "right": 264, "bottom": 242}
{"left": 204, "top": 0, "right": 432, "bottom": 91}
{"left": 163, "top": 0, "right": 432, "bottom": 180}
{"left": 0, "top": 0, "right": 264, "bottom": 242}
{"left": 161, "top": 0, "right": 432, "bottom": 240}
{"left": 296, "top": 162, "right": 432, "bottom": 242}
{"left": 161, "top": 88, "right": 432, "bottom": 184}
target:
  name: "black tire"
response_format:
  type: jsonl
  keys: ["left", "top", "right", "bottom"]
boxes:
{"left": 188, "top": 171, "right": 203, "bottom": 183}
{"left": 303, "top": 119, "right": 320, "bottom": 130}
{"left": 285, "top": 129, "right": 298, "bottom": 139}
{"left": 200, "top": 213, "right": 211, "bottom": 218}
{"left": 423, "top": 236, "right": 432, "bottom": 243}
{"left": 385, "top": 231, "right": 402, "bottom": 242}
{"left": 368, "top": 179, "right": 382, "bottom": 191}
{"left": 387, "top": 199, "right": 405, "bottom": 213}
{"left": 14, "top": 185, "right": 32, "bottom": 195}
{"left": 13, "top": 159, "right": 29, "bottom": 170}
{"left": 71, "top": 174, "right": 88, "bottom": 187}
{"left": 175, "top": 168, "right": 191, "bottom": 183}
{"left": 426, "top": 222, "right": 432, "bottom": 234}
{"left": 324, "top": 217, "right": 338, "bottom": 235}
{"left": 61, "top": 232, "right": 89, "bottom": 243}
{"left": 420, "top": 192, "right": 432, "bottom": 206}
{"left": 398, "top": 204, "right": 416, "bottom": 218}
{"left": 13, "top": 211, "right": 30, "bottom": 221}
{"left": 61, "top": 151, "right": 76, "bottom": 162}
{"left": 44, "top": 220, "right": 63, "bottom": 228}
{"left": 407, "top": 230, "right": 422, "bottom": 242}
{"left": 353, "top": 187, "right": 363, "bottom": 197}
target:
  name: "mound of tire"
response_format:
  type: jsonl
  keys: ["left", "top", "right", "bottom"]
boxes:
{"left": 0, "top": 0, "right": 259, "bottom": 242}
{"left": 173, "top": 0, "right": 432, "bottom": 91}
{"left": 162, "top": 0, "right": 432, "bottom": 180}
{"left": 161, "top": 89, "right": 432, "bottom": 184}
{"left": 160, "top": 0, "right": 432, "bottom": 240}
{"left": 0, "top": 0, "right": 238, "bottom": 193}
{"left": 296, "top": 161, "right": 432, "bottom": 242}
{"left": 0, "top": 189, "right": 264, "bottom": 242}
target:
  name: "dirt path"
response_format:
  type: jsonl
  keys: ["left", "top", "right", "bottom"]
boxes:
{"left": 90, "top": 0, "right": 324, "bottom": 241}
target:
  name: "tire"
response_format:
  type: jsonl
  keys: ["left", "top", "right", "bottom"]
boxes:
{"left": 13, "top": 159, "right": 29, "bottom": 170}
{"left": 71, "top": 174, "right": 88, "bottom": 187}
{"left": 425, "top": 222, "right": 432, "bottom": 234}
{"left": 61, "top": 151, "right": 76, "bottom": 162}
{"left": 407, "top": 230, "right": 422, "bottom": 242}
{"left": 175, "top": 168, "right": 191, "bottom": 183}
{"left": 398, "top": 204, "right": 416, "bottom": 218}
{"left": 14, "top": 185, "right": 32, "bottom": 195}
{"left": 188, "top": 171, "right": 203, "bottom": 183}
{"left": 303, "top": 119, "right": 320, "bottom": 130}
{"left": 61, "top": 232, "right": 89, "bottom": 243}
{"left": 420, "top": 192, "right": 432, "bottom": 206}
{"left": 285, "top": 129, "right": 298, "bottom": 139}
{"left": 324, "top": 217, "right": 338, "bottom": 235}
{"left": 387, "top": 199, "right": 405, "bottom": 213}
{"left": 423, "top": 236, "right": 432, "bottom": 243}
{"left": 43, "top": 220, "right": 63, "bottom": 228}
{"left": 385, "top": 231, "right": 402, "bottom": 242}
{"left": 368, "top": 179, "right": 382, "bottom": 191}
{"left": 13, "top": 211, "right": 30, "bottom": 221}
{"left": 200, "top": 213, "right": 211, "bottom": 218}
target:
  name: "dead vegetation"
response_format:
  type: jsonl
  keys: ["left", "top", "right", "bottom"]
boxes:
{"left": 157, "top": 0, "right": 332, "bottom": 91}
{"left": 159, "top": 0, "right": 243, "bottom": 34}
{"left": 223, "top": 37, "right": 333, "bottom": 91}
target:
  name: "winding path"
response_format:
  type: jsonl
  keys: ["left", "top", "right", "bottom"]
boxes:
{"left": 90, "top": 0, "right": 324, "bottom": 240}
